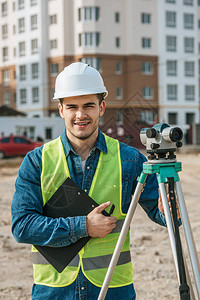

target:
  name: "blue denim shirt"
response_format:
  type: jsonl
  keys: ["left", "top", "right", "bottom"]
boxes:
{"left": 11, "top": 129, "right": 166, "bottom": 300}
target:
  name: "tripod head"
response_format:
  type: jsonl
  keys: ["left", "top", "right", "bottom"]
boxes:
{"left": 140, "top": 123, "right": 183, "bottom": 161}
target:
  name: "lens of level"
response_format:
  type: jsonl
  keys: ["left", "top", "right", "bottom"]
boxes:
{"left": 169, "top": 127, "right": 183, "bottom": 142}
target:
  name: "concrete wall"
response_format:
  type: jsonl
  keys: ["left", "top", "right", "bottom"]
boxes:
{"left": 0, "top": 116, "right": 65, "bottom": 142}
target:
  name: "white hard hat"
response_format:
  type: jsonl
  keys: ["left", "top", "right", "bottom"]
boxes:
{"left": 53, "top": 62, "right": 108, "bottom": 100}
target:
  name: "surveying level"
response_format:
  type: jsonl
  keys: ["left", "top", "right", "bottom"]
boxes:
{"left": 98, "top": 123, "right": 200, "bottom": 300}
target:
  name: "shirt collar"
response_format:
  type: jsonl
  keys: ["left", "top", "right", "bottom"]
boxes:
{"left": 60, "top": 128, "right": 108, "bottom": 157}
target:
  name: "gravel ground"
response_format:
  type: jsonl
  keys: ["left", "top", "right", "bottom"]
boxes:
{"left": 0, "top": 153, "right": 199, "bottom": 300}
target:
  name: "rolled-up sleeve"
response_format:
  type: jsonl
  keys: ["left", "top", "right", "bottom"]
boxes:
{"left": 11, "top": 148, "right": 88, "bottom": 248}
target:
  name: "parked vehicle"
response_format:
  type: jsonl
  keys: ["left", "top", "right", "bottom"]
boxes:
{"left": 0, "top": 135, "right": 43, "bottom": 159}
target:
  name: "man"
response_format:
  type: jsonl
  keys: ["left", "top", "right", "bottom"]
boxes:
{"left": 12, "top": 62, "right": 168, "bottom": 300}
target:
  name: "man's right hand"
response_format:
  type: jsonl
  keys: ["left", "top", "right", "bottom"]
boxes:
{"left": 86, "top": 201, "right": 117, "bottom": 238}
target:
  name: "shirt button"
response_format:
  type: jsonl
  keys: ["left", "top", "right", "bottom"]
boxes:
{"left": 87, "top": 166, "right": 90, "bottom": 169}
{"left": 84, "top": 189, "right": 87, "bottom": 193}
{"left": 81, "top": 287, "right": 84, "bottom": 290}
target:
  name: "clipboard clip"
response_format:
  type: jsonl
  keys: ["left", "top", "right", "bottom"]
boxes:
{"left": 108, "top": 204, "right": 115, "bottom": 216}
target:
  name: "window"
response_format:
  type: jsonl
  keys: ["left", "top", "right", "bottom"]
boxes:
{"left": 167, "top": 60, "right": 177, "bottom": 76}
{"left": 2, "top": 47, "right": 8, "bottom": 61}
{"left": 166, "top": 36, "right": 177, "bottom": 52}
{"left": 115, "top": 12, "right": 120, "bottom": 23}
{"left": 20, "top": 89, "right": 27, "bottom": 104}
{"left": 4, "top": 91, "right": 10, "bottom": 106}
{"left": 13, "top": 47, "right": 16, "bottom": 56}
{"left": 13, "top": 2, "right": 16, "bottom": 11}
{"left": 31, "top": 15, "right": 37, "bottom": 30}
{"left": 19, "top": 42, "right": 25, "bottom": 56}
{"left": 51, "top": 63, "right": 58, "bottom": 76}
{"left": 140, "top": 111, "right": 155, "bottom": 125}
{"left": 14, "top": 137, "right": 30, "bottom": 144}
{"left": 117, "top": 111, "right": 123, "bottom": 125}
{"left": 142, "top": 38, "right": 151, "bottom": 48}
{"left": 168, "top": 112, "right": 177, "bottom": 125}
{"left": 142, "top": 62, "right": 153, "bottom": 75}
{"left": 184, "top": 14, "right": 194, "bottom": 29}
{"left": 2, "top": 24, "right": 8, "bottom": 39}
{"left": 1, "top": 137, "right": 10, "bottom": 143}
{"left": 50, "top": 14, "right": 57, "bottom": 25}
{"left": 18, "top": 18, "right": 25, "bottom": 33}
{"left": 184, "top": 37, "right": 194, "bottom": 53}
{"left": 30, "top": 0, "right": 37, "bottom": 6}
{"left": 166, "top": 0, "right": 176, "bottom": 3}
{"left": 142, "top": 87, "right": 153, "bottom": 99}
{"left": 116, "top": 37, "right": 120, "bottom": 48}
{"left": 32, "top": 63, "right": 39, "bottom": 79}
{"left": 141, "top": 13, "right": 151, "bottom": 24}
{"left": 31, "top": 39, "right": 38, "bottom": 54}
{"left": 32, "top": 87, "right": 39, "bottom": 103}
{"left": 116, "top": 87, "right": 122, "bottom": 99}
{"left": 183, "top": 0, "right": 193, "bottom": 5}
{"left": 185, "top": 61, "right": 194, "bottom": 77}
{"left": 198, "top": 20, "right": 200, "bottom": 29}
{"left": 186, "top": 113, "right": 194, "bottom": 125}
{"left": 185, "top": 85, "right": 195, "bottom": 101}
{"left": 50, "top": 39, "right": 57, "bottom": 49}
{"left": 2, "top": 69, "right": 9, "bottom": 85}
{"left": 13, "top": 25, "right": 16, "bottom": 35}
{"left": 116, "top": 62, "right": 122, "bottom": 74}
{"left": 45, "top": 128, "right": 52, "bottom": 140}
{"left": 79, "top": 32, "right": 100, "bottom": 47}
{"left": 51, "top": 89, "right": 55, "bottom": 100}
{"left": 1, "top": 2, "right": 7, "bottom": 16}
{"left": 78, "top": 7, "right": 100, "bottom": 22}
{"left": 167, "top": 85, "right": 177, "bottom": 100}
{"left": 19, "top": 65, "right": 26, "bottom": 80}
{"left": 80, "top": 57, "right": 101, "bottom": 71}
{"left": 166, "top": 11, "right": 176, "bottom": 27}
{"left": 18, "top": 0, "right": 24, "bottom": 10}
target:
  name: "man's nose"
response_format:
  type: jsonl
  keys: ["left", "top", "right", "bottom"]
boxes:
{"left": 75, "top": 109, "right": 87, "bottom": 119}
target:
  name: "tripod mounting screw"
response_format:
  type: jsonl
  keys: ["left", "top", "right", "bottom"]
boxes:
{"left": 176, "top": 142, "right": 182, "bottom": 148}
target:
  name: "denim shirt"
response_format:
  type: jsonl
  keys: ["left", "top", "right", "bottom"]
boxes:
{"left": 11, "top": 129, "right": 166, "bottom": 300}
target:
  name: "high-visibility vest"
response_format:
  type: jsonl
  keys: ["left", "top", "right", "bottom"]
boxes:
{"left": 32, "top": 134, "right": 133, "bottom": 288}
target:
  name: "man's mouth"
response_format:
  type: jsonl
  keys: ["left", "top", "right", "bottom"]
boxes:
{"left": 74, "top": 121, "right": 90, "bottom": 127}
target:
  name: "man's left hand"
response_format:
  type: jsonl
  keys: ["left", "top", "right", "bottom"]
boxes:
{"left": 158, "top": 190, "right": 181, "bottom": 219}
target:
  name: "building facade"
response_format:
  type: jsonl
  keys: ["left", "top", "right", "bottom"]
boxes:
{"left": 0, "top": 0, "right": 200, "bottom": 143}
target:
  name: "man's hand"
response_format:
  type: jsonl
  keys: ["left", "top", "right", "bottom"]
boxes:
{"left": 158, "top": 190, "right": 181, "bottom": 219}
{"left": 86, "top": 201, "right": 117, "bottom": 238}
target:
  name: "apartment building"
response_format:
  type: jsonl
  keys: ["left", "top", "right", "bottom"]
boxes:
{"left": 0, "top": 0, "right": 200, "bottom": 138}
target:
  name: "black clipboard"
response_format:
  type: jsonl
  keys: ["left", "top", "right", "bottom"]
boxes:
{"left": 34, "top": 177, "right": 114, "bottom": 273}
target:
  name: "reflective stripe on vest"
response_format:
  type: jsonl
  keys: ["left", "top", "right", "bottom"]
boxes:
{"left": 32, "top": 134, "right": 133, "bottom": 288}
{"left": 32, "top": 250, "right": 131, "bottom": 271}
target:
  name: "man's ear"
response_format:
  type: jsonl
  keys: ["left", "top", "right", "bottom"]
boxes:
{"left": 99, "top": 100, "right": 106, "bottom": 116}
{"left": 58, "top": 103, "right": 64, "bottom": 119}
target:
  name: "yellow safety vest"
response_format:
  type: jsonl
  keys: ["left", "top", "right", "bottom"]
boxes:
{"left": 32, "top": 134, "right": 133, "bottom": 288}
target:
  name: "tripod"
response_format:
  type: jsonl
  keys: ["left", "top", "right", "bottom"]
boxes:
{"left": 98, "top": 157, "right": 200, "bottom": 300}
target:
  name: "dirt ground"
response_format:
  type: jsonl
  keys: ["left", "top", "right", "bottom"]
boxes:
{"left": 0, "top": 152, "right": 199, "bottom": 300}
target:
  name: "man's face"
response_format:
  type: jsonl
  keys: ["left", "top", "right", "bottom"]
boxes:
{"left": 58, "top": 94, "right": 106, "bottom": 142}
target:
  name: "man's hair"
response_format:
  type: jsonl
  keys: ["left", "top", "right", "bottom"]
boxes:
{"left": 58, "top": 93, "right": 105, "bottom": 106}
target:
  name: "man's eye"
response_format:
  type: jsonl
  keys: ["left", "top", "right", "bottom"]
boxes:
{"left": 66, "top": 106, "right": 76, "bottom": 109}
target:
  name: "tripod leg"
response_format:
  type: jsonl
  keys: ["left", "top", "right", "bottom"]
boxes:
{"left": 184, "top": 251, "right": 196, "bottom": 300}
{"left": 175, "top": 181, "right": 200, "bottom": 299}
{"left": 97, "top": 180, "right": 146, "bottom": 300}
{"left": 159, "top": 182, "right": 180, "bottom": 283}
